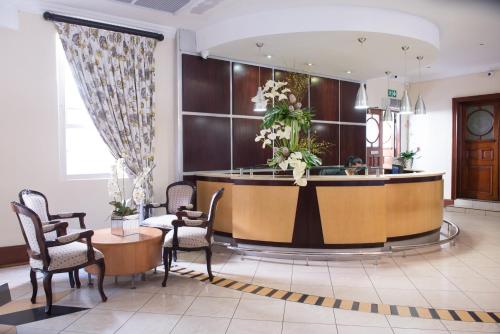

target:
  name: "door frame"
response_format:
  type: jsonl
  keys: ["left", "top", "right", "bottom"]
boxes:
{"left": 451, "top": 93, "right": 500, "bottom": 200}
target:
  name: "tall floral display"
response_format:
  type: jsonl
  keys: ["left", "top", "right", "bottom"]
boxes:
{"left": 254, "top": 79, "right": 327, "bottom": 186}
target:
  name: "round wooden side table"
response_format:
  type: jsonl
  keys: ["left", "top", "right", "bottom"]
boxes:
{"left": 85, "top": 227, "right": 162, "bottom": 288}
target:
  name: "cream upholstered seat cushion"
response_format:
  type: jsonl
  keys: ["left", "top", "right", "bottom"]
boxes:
{"left": 141, "top": 214, "right": 177, "bottom": 230}
{"left": 30, "top": 242, "right": 104, "bottom": 271}
{"left": 164, "top": 227, "right": 210, "bottom": 248}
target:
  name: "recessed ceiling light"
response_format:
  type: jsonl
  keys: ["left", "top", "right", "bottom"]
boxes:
{"left": 346, "top": 70, "right": 352, "bottom": 74}
{"left": 307, "top": 63, "right": 313, "bottom": 66}
{"left": 266, "top": 54, "right": 272, "bottom": 59}
{"left": 479, "top": 42, "right": 485, "bottom": 46}
{"left": 426, "top": 65, "right": 431, "bottom": 69}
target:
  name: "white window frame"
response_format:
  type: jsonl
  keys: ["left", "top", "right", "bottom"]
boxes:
{"left": 56, "top": 35, "right": 114, "bottom": 181}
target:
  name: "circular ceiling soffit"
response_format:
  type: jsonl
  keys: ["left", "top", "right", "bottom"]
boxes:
{"left": 195, "top": 5, "right": 440, "bottom": 52}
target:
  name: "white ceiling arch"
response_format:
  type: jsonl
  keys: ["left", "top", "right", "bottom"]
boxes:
{"left": 195, "top": 5, "right": 440, "bottom": 52}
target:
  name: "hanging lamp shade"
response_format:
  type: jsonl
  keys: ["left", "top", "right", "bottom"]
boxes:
{"left": 399, "top": 89, "right": 413, "bottom": 114}
{"left": 354, "top": 83, "right": 368, "bottom": 109}
{"left": 414, "top": 94, "right": 426, "bottom": 115}
{"left": 253, "top": 86, "right": 267, "bottom": 112}
{"left": 383, "top": 108, "right": 393, "bottom": 122}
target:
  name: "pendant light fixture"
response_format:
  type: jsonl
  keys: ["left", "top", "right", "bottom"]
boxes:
{"left": 399, "top": 45, "right": 413, "bottom": 115}
{"left": 383, "top": 71, "right": 393, "bottom": 122}
{"left": 414, "top": 56, "right": 426, "bottom": 115}
{"left": 252, "top": 42, "right": 267, "bottom": 112}
{"left": 354, "top": 37, "right": 369, "bottom": 110}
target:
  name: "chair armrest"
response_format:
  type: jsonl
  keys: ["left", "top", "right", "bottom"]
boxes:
{"left": 178, "top": 204, "right": 194, "bottom": 210}
{"left": 46, "top": 229, "right": 94, "bottom": 247}
{"left": 50, "top": 212, "right": 86, "bottom": 229}
{"left": 172, "top": 219, "right": 208, "bottom": 228}
{"left": 42, "top": 221, "right": 68, "bottom": 236}
{"left": 145, "top": 202, "right": 166, "bottom": 209}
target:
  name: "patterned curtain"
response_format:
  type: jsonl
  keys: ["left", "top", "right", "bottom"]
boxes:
{"left": 55, "top": 23, "right": 157, "bottom": 201}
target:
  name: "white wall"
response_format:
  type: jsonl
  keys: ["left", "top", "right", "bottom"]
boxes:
{"left": 408, "top": 72, "right": 500, "bottom": 199}
{"left": 0, "top": 12, "right": 177, "bottom": 247}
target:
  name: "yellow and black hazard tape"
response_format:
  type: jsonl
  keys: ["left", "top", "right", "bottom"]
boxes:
{"left": 169, "top": 266, "right": 500, "bottom": 324}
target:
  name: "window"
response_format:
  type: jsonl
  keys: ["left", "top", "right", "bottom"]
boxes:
{"left": 57, "top": 38, "right": 115, "bottom": 178}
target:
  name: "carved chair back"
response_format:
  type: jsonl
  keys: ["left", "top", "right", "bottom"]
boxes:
{"left": 205, "top": 188, "right": 224, "bottom": 243}
{"left": 19, "top": 189, "right": 50, "bottom": 222}
{"left": 166, "top": 181, "right": 196, "bottom": 214}
{"left": 11, "top": 202, "right": 49, "bottom": 267}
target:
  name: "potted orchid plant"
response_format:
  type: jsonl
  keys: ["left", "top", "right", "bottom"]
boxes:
{"left": 108, "top": 157, "right": 154, "bottom": 235}
{"left": 254, "top": 80, "right": 325, "bottom": 186}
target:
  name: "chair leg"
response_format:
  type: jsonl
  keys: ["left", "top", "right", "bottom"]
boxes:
{"left": 68, "top": 271, "right": 75, "bottom": 288}
{"left": 161, "top": 248, "right": 170, "bottom": 287}
{"left": 205, "top": 248, "right": 214, "bottom": 281}
{"left": 30, "top": 269, "right": 37, "bottom": 304}
{"left": 74, "top": 269, "right": 81, "bottom": 288}
{"left": 173, "top": 250, "right": 177, "bottom": 262}
{"left": 96, "top": 259, "right": 107, "bottom": 302}
{"left": 88, "top": 273, "right": 93, "bottom": 286}
{"left": 43, "top": 272, "right": 53, "bottom": 314}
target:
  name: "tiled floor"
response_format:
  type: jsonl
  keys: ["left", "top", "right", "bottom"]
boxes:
{"left": 0, "top": 210, "right": 499, "bottom": 333}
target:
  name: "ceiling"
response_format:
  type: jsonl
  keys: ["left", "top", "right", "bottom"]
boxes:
{"left": 11, "top": 0, "right": 500, "bottom": 82}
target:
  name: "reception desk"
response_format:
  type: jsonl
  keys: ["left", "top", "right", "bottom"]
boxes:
{"left": 187, "top": 172, "right": 444, "bottom": 248}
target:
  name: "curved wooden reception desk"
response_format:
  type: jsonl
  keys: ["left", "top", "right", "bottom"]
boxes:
{"left": 187, "top": 172, "right": 444, "bottom": 248}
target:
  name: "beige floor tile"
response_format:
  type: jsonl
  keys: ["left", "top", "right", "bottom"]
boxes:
{"left": 65, "top": 309, "right": 134, "bottom": 333}
{"left": 387, "top": 315, "right": 447, "bottom": 330}
{"left": 409, "top": 276, "right": 459, "bottom": 291}
{"left": 171, "top": 315, "right": 230, "bottom": 334}
{"left": 447, "top": 276, "right": 500, "bottom": 292}
{"left": 115, "top": 313, "right": 180, "bottom": 334}
{"left": 282, "top": 322, "right": 337, "bottom": 334}
{"left": 197, "top": 283, "right": 242, "bottom": 298}
{"left": 159, "top": 275, "right": 207, "bottom": 296}
{"left": 290, "top": 284, "right": 334, "bottom": 297}
{"left": 330, "top": 274, "right": 373, "bottom": 288}
{"left": 370, "top": 275, "right": 416, "bottom": 290}
{"left": 334, "top": 309, "right": 389, "bottom": 327}
{"left": 441, "top": 319, "right": 500, "bottom": 333}
{"left": 226, "top": 319, "right": 282, "bottom": 334}
{"left": 292, "top": 271, "right": 331, "bottom": 286}
{"left": 392, "top": 329, "right": 448, "bottom": 334}
{"left": 419, "top": 289, "right": 480, "bottom": 309}
{"left": 185, "top": 296, "right": 239, "bottom": 317}
{"left": 233, "top": 298, "right": 285, "bottom": 321}
{"left": 15, "top": 328, "right": 60, "bottom": 334}
{"left": 337, "top": 325, "right": 393, "bottom": 334}
{"left": 376, "top": 288, "right": 430, "bottom": 307}
{"left": 333, "top": 286, "right": 381, "bottom": 304}
{"left": 139, "top": 294, "right": 195, "bottom": 314}
{"left": 465, "top": 291, "right": 500, "bottom": 311}
{"left": 284, "top": 301, "right": 335, "bottom": 324}
{"left": 96, "top": 290, "right": 154, "bottom": 311}
{"left": 15, "top": 310, "right": 87, "bottom": 331}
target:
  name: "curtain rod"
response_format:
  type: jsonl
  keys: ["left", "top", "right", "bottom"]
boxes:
{"left": 43, "top": 11, "right": 165, "bottom": 41}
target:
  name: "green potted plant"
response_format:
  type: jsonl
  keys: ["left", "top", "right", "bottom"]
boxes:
{"left": 399, "top": 147, "right": 420, "bottom": 169}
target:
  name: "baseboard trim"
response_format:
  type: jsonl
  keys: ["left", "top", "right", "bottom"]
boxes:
{"left": 0, "top": 245, "right": 28, "bottom": 267}
{"left": 443, "top": 199, "right": 454, "bottom": 207}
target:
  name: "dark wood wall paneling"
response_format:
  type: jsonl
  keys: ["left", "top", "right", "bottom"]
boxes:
{"left": 311, "top": 123, "right": 340, "bottom": 165}
{"left": 340, "top": 81, "right": 366, "bottom": 123}
{"left": 310, "top": 76, "right": 339, "bottom": 121}
{"left": 183, "top": 115, "right": 231, "bottom": 171}
{"left": 340, "top": 125, "right": 367, "bottom": 165}
{"left": 233, "top": 118, "right": 272, "bottom": 169}
{"left": 232, "top": 63, "right": 273, "bottom": 116}
{"left": 182, "top": 54, "right": 230, "bottom": 114}
{"left": 181, "top": 54, "right": 367, "bottom": 171}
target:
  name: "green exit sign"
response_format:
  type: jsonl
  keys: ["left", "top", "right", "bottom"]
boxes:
{"left": 388, "top": 89, "right": 397, "bottom": 98}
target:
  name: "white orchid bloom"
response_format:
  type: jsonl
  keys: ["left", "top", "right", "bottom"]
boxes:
{"left": 281, "top": 88, "right": 291, "bottom": 94}
{"left": 271, "top": 123, "right": 281, "bottom": 129}
{"left": 282, "top": 126, "right": 291, "bottom": 139}
{"left": 290, "top": 152, "right": 303, "bottom": 160}
{"left": 268, "top": 132, "right": 277, "bottom": 140}
{"left": 260, "top": 129, "right": 268, "bottom": 136}
{"left": 132, "top": 186, "right": 146, "bottom": 205}
{"left": 262, "top": 139, "right": 272, "bottom": 148}
{"left": 278, "top": 94, "right": 288, "bottom": 101}
{"left": 295, "top": 177, "right": 307, "bottom": 186}
{"left": 279, "top": 159, "right": 289, "bottom": 171}
{"left": 276, "top": 129, "right": 284, "bottom": 139}
{"left": 255, "top": 135, "right": 263, "bottom": 142}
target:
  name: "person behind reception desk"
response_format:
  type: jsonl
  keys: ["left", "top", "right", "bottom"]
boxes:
{"left": 318, "top": 156, "right": 364, "bottom": 176}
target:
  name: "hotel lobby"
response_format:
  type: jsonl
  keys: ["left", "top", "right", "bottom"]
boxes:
{"left": 1, "top": 0, "right": 500, "bottom": 333}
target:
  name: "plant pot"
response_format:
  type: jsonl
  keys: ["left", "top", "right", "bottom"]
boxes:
{"left": 404, "top": 158, "right": 414, "bottom": 170}
{"left": 111, "top": 215, "right": 139, "bottom": 236}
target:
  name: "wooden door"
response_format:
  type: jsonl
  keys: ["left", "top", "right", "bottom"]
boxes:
{"left": 366, "top": 109, "right": 383, "bottom": 169}
{"left": 459, "top": 102, "right": 500, "bottom": 200}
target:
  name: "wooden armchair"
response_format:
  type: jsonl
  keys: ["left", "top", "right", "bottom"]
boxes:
{"left": 19, "top": 189, "right": 88, "bottom": 287}
{"left": 162, "top": 188, "right": 224, "bottom": 287}
{"left": 11, "top": 202, "right": 107, "bottom": 314}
